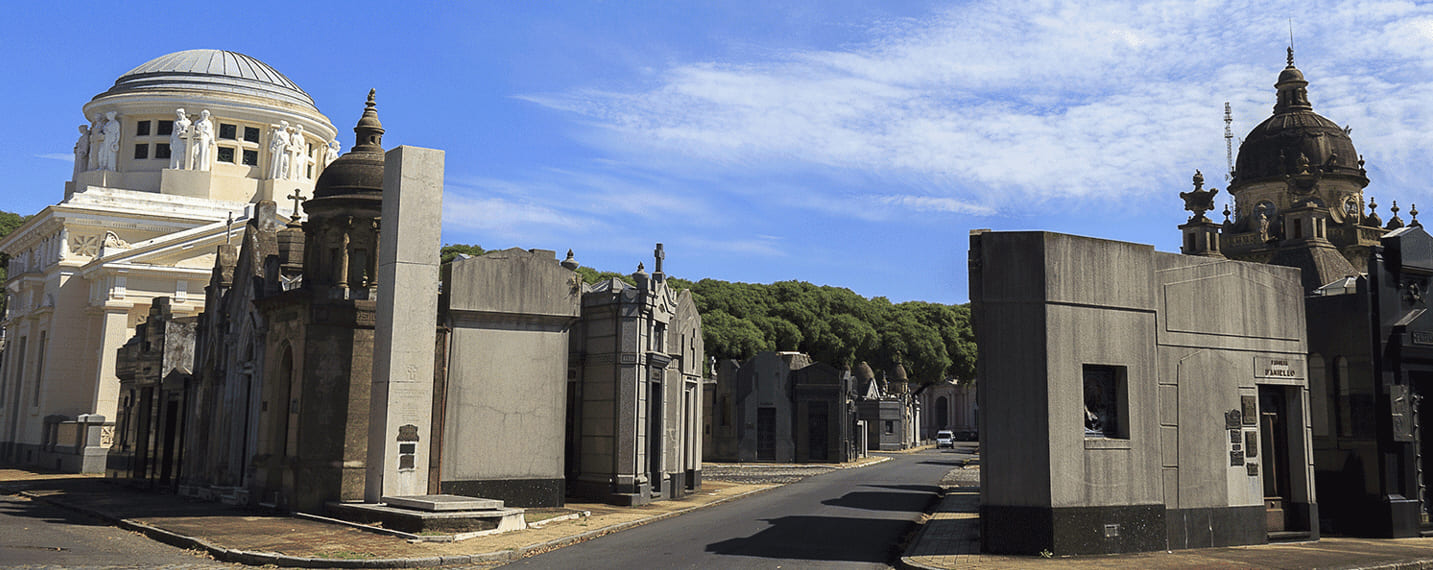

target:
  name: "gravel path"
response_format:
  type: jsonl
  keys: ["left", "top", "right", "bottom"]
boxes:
{"left": 702, "top": 464, "right": 837, "bottom": 484}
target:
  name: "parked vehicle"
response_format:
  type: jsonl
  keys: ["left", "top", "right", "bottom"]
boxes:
{"left": 936, "top": 430, "right": 955, "bottom": 448}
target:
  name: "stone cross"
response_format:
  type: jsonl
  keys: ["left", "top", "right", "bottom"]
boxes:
{"left": 288, "top": 188, "right": 304, "bottom": 219}
{"left": 654, "top": 243, "right": 665, "bottom": 274}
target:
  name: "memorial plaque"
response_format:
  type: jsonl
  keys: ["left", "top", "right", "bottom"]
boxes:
{"left": 1241, "top": 396, "right": 1258, "bottom": 426}
{"left": 1247, "top": 463, "right": 1259, "bottom": 476}
{"left": 1254, "top": 356, "right": 1303, "bottom": 379}
{"left": 1391, "top": 386, "right": 1414, "bottom": 442}
{"left": 1229, "top": 429, "right": 1240, "bottom": 444}
{"left": 1245, "top": 430, "right": 1258, "bottom": 458}
{"left": 1230, "top": 450, "right": 1244, "bottom": 466}
{"left": 1225, "top": 409, "right": 1242, "bottom": 429}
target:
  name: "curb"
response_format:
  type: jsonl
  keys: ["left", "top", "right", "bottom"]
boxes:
{"left": 18, "top": 482, "right": 785, "bottom": 568}
{"left": 893, "top": 484, "right": 957, "bottom": 570}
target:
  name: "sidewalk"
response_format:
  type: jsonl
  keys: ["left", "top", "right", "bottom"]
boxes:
{"left": 2, "top": 473, "right": 772, "bottom": 567}
{"left": 899, "top": 462, "right": 1433, "bottom": 570}
{"left": 0, "top": 456, "right": 891, "bottom": 568}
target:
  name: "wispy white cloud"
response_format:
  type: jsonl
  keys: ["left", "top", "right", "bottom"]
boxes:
{"left": 518, "top": 0, "right": 1433, "bottom": 212}
{"left": 35, "top": 153, "right": 73, "bottom": 162}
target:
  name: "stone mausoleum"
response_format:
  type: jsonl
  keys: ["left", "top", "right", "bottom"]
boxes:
{"left": 970, "top": 230, "right": 1318, "bottom": 555}
{"left": 0, "top": 49, "right": 342, "bottom": 473}
{"left": 704, "top": 352, "right": 861, "bottom": 464}
{"left": 1181, "top": 50, "right": 1433, "bottom": 538}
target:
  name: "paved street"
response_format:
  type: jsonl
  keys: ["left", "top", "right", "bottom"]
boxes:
{"left": 0, "top": 494, "right": 228, "bottom": 568}
{"left": 506, "top": 446, "right": 976, "bottom": 569}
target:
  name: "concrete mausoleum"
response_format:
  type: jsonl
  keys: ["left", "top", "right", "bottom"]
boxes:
{"left": 970, "top": 230, "right": 1317, "bottom": 554}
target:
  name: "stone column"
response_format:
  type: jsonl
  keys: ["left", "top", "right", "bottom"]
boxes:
{"left": 91, "top": 307, "right": 131, "bottom": 422}
{"left": 366, "top": 146, "right": 444, "bottom": 502}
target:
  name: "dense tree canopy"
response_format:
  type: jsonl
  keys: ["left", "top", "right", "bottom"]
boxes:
{"left": 437, "top": 244, "right": 975, "bottom": 384}
{"left": 685, "top": 279, "right": 975, "bottom": 384}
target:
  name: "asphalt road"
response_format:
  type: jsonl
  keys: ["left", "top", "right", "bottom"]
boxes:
{"left": 505, "top": 446, "right": 974, "bottom": 569}
{"left": 0, "top": 493, "right": 228, "bottom": 568}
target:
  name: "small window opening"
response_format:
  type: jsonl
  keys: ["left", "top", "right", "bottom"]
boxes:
{"left": 1083, "top": 364, "right": 1128, "bottom": 438}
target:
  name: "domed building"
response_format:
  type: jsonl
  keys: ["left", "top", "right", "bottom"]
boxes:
{"left": 1179, "top": 50, "right": 1433, "bottom": 539}
{"left": 1180, "top": 48, "right": 1400, "bottom": 292}
{"left": 0, "top": 49, "right": 343, "bottom": 473}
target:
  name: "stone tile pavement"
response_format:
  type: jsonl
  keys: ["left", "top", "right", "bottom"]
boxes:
{"left": 899, "top": 461, "right": 1433, "bottom": 570}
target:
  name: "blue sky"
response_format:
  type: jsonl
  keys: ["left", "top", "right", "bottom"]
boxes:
{"left": 6, "top": 1, "right": 1433, "bottom": 304}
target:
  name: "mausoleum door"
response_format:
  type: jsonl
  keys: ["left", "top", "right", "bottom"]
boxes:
{"left": 1259, "top": 385, "right": 1294, "bottom": 532}
{"left": 1413, "top": 371, "right": 1433, "bottom": 526}
{"left": 757, "top": 407, "right": 776, "bottom": 461}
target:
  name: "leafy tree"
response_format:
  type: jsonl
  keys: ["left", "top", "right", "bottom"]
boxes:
{"left": 575, "top": 266, "right": 636, "bottom": 286}
{"left": 0, "top": 210, "right": 31, "bottom": 318}
{"left": 440, "top": 243, "right": 486, "bottom": 264}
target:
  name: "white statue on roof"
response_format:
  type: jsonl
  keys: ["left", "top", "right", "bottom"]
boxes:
{"left": 287, "top": 124, "right": 307, "bottom": 180}
{"left": 73, "top": 125, "right": 90, "bottom": 179}
{"left": 170, "top": 108, "right": 191, "bottom": 170}
{"left": 190, "top": 110, "right": 214, "bottom": 171}
{"left": 87, "top": 115, "right": 105, "bottom": 171}
{"left": 268, "top": 121, "right": 290, "bottom": 179}
{"left": 97, "top": 111, "right": 120, "bottom": 171}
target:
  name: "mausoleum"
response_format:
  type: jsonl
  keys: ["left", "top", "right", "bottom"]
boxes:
{"left": 0, "top": 49, "right": 342, "bottom": 473}
{"left": 970, "top": 230, "right": 1317, "bottom": 555}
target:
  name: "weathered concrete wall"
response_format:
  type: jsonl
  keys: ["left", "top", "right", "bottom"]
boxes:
{"left": 972, "top": 230, "right": 1316, "bottom": 555}
{"left": 440, "top": 248, "right": 578, "bottom": 508}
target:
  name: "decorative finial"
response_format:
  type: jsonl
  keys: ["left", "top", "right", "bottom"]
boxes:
{"left": 353, "top": 89, "right": 385, "bottom": 151}
{"left": 1413, "top": 204, "right": 1422, "bottom": 228}
{"left": 1287, "top": 45, "right": 1294, "bottom": 68}
{"left": 561, "top": 248, "right": 580, "bottom": 270}
{"left": 1388, "top": 200, "right": 1405, "bottom": 230}
{"left": 1222, "top": 202, "right": 1232, "bottom": 224}
{"left": 1366, "top": 197, "right": 1384, "bottom": 228}
{"left": 1179, "top": 169, "right": 1219, "bottom": 223}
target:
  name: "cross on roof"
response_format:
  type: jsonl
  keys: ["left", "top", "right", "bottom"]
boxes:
{"left": 288, "top": 188, "right": 304, "bottom": 219}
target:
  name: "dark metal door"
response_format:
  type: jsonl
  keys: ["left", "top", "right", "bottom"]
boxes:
{"left": 757, "top": 407, "right": 776, "bottom": 461}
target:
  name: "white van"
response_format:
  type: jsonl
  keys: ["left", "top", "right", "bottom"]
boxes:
{"left": 936, "top": 430, "right": 955, "bottom": 448}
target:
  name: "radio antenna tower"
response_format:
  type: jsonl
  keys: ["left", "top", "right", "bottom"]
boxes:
{"left": 1224, "top": 102, "right": 1234, "bottom": 182}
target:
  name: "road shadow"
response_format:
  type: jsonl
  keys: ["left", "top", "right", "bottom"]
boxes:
{"left": 705, "top": 515, "right": 912, "bottom": 563}
{"left": 863, "top": 483, "right": 940, "bottom": 494}
{"left": 820, "top": 488, "right": 934, "bottom": 512}
{"left": 0, "top": 495, "right": 110, "bottom": 527}
{"left": 918, "top": 459, "right": 964, "bottom": 466}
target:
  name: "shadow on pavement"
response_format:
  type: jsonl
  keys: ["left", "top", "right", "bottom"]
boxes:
{"left": 0, "top": 495, "right": 111, "bottom": 528}
{"left": 705, "top": 515, "right": 912, "bottom": 563}
{"left": 820, "top": 488, "right": 934, "bottom": 512}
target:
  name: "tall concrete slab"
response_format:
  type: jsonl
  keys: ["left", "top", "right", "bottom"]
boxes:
{"left": 367, "top": 146, "right": 444, "bottom": 502}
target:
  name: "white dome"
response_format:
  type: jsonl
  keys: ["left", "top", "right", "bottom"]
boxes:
{"left": 96, "top": 49, "right": 317, "bottom": 111}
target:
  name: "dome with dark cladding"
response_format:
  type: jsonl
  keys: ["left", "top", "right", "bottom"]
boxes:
{"left": 312, "top": 90, "right": 386, "bottom": 200}
{"left": 96, "top": 49, "right": 318, "bottom": 111}
{"left": 1233, "top": 49, "right": 1365, "bottom": 186}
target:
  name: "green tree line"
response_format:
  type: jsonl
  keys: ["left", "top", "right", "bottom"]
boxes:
{"left": 441, "top": 243, "right": 977, "bottom": 384}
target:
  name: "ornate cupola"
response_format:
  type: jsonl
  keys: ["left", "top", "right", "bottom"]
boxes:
{"left": 1191, "top": 49, "right": 1386, "bottom": 291}
{"left": 302, "top": 90, "right": 385, "bottom": 298}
